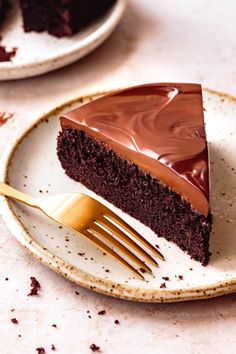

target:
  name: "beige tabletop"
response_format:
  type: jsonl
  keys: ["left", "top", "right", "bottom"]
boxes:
{"left": 0, "top": 1, "right": 236, "bottom": 353}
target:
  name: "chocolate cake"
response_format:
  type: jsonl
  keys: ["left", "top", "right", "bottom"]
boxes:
{"left": 19, "top": 0, "right": 116, "bottom": 37}
{"left": 0, "top": 0, "right": 10, "bottom": 26}
{"left": 57, "top": 83, "right": 212, "bottom": 265}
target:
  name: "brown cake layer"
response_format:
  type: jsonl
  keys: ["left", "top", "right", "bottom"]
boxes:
{"left": 57, "top": 129, "right": 212, "bottom": 264}
{"left": 19, "top": 0, "right": 116, "bottom": 38}
{"left": 0, "top": 0, "right": 10, "bottom": 26}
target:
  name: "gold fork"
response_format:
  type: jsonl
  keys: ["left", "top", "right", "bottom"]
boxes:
{"left": 0, "top": 182, "right": 164, "bottom": 279}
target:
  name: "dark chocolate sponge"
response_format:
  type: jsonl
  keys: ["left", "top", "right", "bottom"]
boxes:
{"left": 0, "top": 0, "right": 10, "bottom": 26}
{"left": 57, "top": 129, "right": 212, "bottom": 265}
{"left": 19, "top": 0, "right": 116, "bottom": 38}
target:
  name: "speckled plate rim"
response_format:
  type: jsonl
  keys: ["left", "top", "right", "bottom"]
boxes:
{"left": 1, "top": 88, "right": 236, "bottom": 303}
{"left": 0, "top": 0, "right": 126, "bottom": 80}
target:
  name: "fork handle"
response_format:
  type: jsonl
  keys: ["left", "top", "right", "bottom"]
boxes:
{"left": 0, "top": 182, "right": 33, "bottom": 206}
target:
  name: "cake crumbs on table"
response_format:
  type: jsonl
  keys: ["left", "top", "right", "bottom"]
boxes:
{"left": 36, "top": 348, "right": 45, "bottom": 354}
{"left": 11, "top": 318, "right": 18, "bottom": 324}
{"left": 90, "top": 344, "right": 100, "bottom": 352}
{"left": 139, "top": 268, "right": 146, "bottom": 273}
{"left": 0, "top": 112, "right": 14, "bottom": 127}
{"left": 28, "top": 276, "right": 41, "bottom": 296}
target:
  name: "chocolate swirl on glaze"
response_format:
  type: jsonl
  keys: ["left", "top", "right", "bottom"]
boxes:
{"left": 60, "top": 83, "right": 210, "bottom": 216}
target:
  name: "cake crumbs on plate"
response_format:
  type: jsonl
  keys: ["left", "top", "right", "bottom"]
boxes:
{"left": 114, "top": 319, "right": 120, "bottom": 324}
{"left": 0, "top": 45, "right": 17, "bottom": 62}
{"left": 160, "top": 282, "right": 166, "bottom": 288}
{"left": 162, "top": 276, "right": 170, "bottom": 281}
{"left": 51, "top": 344, "right": 56, "bottom": 351}
{"left": 139, "top": 268, "right": 146, "bottom": 273}
{"left": 98, "top": 310, "right": 106, "bottom": 316}
{"left": 52, "top": 324, "right": 57, "bottom": 328}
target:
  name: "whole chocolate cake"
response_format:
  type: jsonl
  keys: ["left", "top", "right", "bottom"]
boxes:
{"left": 57, "top": 83, "right": 212, "bottom": 265}
{"left": 19, "top": 0, "right": 116, "bottom": 37}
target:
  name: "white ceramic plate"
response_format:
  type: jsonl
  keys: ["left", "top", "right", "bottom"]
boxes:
{"left": 0, "top": 0, "right": 126, "bottom": 80}
{"left": 0, "top": 88, "right": 236, "bottom": 303}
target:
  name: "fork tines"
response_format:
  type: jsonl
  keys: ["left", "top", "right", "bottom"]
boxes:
{"left": 85, "top": 209, "right": 164, "bottom": 280}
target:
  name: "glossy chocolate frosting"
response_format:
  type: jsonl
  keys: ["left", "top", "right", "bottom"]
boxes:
{"left": 60, "top": 83, "right": 210, "bottom": 216}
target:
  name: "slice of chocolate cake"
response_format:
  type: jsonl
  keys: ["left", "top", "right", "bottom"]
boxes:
{"left": 57, "top": 83, "right": 212, "bottom": 265}
{"left": 19, "top": 0, "right": 116, "bottom": 38}
{"left": 0, "top": 0, "right": 10, "bottom": 26}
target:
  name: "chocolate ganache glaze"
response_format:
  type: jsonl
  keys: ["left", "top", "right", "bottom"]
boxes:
{"left": 60, "top": 83, "right": 210, "bottom": 216}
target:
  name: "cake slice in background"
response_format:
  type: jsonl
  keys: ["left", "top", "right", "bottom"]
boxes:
{"left": 0, "top": 0, "right": 10, "bottom": 27}
{"left": 57, "top": 83, "right": 212, "bottom": 265}
{"left": 19, "top": 0, "right": 116, "bottom": 38}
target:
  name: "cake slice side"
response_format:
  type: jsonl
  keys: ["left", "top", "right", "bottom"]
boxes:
{"left": 0, "top": 0, "right": 10, "bottom": 27}
{"left": 57, "top": 129, "right": 212, "bottom": 265}
{"left": 57, "top": 83, "right": 212, "bottom": 264}
{"left": 19, "top": 0, "right": 116, "bottom": 37}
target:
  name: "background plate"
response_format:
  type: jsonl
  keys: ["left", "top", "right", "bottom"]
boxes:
{"left": 0, "top": 0, "right": 126, "bottom": 80}
{"left": 0, "top": 88, "right": 236, "bottom": 302}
